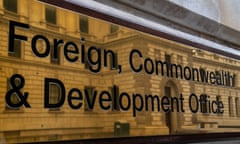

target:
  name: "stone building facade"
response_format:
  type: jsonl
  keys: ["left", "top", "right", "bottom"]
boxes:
{"left": 0, "top": 0, "right": 240, "bottom": 143}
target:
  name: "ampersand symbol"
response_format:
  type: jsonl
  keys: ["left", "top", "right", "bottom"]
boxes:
{"left": 5, "top": 74, "right": 31, "bottom": 108}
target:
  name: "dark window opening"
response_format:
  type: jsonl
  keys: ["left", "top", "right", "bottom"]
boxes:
{"left": 84, "top": 86, "right": 95, "bottom": 111}
{"left": 235, "top": 97, "right": 240, "bottom": 117}
{"left": 84, "top": 52, "right": 90, "bottom": 69}
{"left": 229, "top": 96, "right": 234, "bottom": 117}
{"left": 165, "top": 86, "right": 171, "bottom": 128}
{"left": 49, "top": 83, "right": 61, "bottom": 110}
{"left": 45, "top": 5, "right": 57, "bottom": 24}
{"left": 165, "top": 54, "right": 171, "bottom": 64}
{"left": 200, "top": 94, "right": 209, "bottom": 114}
{"left": 110, "top": 85, "right": 120, "bottom": 111}
{"left": 4, "top": 0, "right": 17, "bottom": 13}
{"left": 8, "top": 39, "right": 21, "bottom": 58}
{"left": 79, "top": 15, "right": 89, "bottom": 33}
{"left": 109, "top": 52, "right": 118, "bottom": 70}
{"left": 110, "top": 24, "right": 119, "bottom": 33}
{"left": 6, "top": 78, "right": 21, "bottom": 109}
{"left": 50, "top": 45, "right": 60, "bottom": 64}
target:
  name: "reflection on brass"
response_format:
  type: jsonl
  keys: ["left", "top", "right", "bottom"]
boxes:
{"left": 0, "top": 0, "right": 240, "bottom": 143}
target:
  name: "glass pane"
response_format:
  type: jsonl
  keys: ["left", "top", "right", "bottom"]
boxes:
{"left": 4, "top": 0, "right": 17, "bottom": 13}
{"left": 79, "top": 15, "right": 88, "bottom": 33}
{"left": 50, "top": 45, "right": 60, "bottom": 64}
{"left": 110, "top": 24, "right": 119, "bottom": 33}
{"left": 6, "top": 78, "right": 20, "bottom": 109}
{"left": 45, "top": 6, "right": 56, "bottom": 24}
{"left": 1, "top": 0, "right": 240, "bottom": 143}
{"left": 8, "top": 39, "right": 21, "bottom": 58}
{"left": 84, "top": 86, "right": 95, "bottom": 111}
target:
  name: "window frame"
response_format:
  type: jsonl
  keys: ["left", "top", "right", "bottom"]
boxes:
{"left": 45, "top": 5, "right": 57, "bottom": 25}
{"left": 8, "top": 39, "right": 22, "bottom": 58}
{"left": 84, "top": 86, "right": 96, "bottom": 112}
{"left": 48, "top": 82, "right": 62, "bottom": 111}
{"left": 165, "top": 54, "right": 171, "bottom": 64}
{"left": 79, "top": 15, "right": 89, "bottom": 33}
{"left": 110, "top": 24, "right": 119, "bottom": 34}
{"left": 50, "top": 45, "right": 61, "bottom": 65}
{"left": 228, "top": 96, "right": 234, "bottom": 117}
{"left": 109, "top": 85, "right": 120, "bottom": 111}
{"left": 6, "top": 78, "right": 21, "bottom": 110}
{"left": 235, "top": 97, "right": 240, "bottom": 117}
{"left": 3, "top": 0, "right": 18, "bottom": 13}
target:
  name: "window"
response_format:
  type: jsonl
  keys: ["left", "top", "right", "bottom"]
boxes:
{"left": 228, "top": 96, "right": 234, "bottom": 117}
{"left": 177, "top": 55, "right": 183, "bottom": 65}
{"left": 84, "top": 52, "right": 90, "bottom": 69}
{"left": 199, "top": 67, "right": 205, "bottom": 72}
{"left": 165, "top": 86, "right": 171, "bottom": 128}
{"left": 79, "top": 15, "right": 89, "bottom": 33}
{"left": 235, "top": 97, "right": 240, "bottom": 117}
{"left": 190, "top": 93, "right": 198, "bottom": 112}
{"left": 50, "top": 45, "right": 60, "bottom": 64}
{"left": 84, "top": 86, "right": 95, "bottom": 111}
{"left": 165, "top": 54, "right": 171, "bottom": 64}
{"left": 199, "top": 67, "right": 206, "bottom": 79}
{"left": 6, "top": 78, "right": 21, "bottom": 109}
{"left": 109, "top": 85, "right": 120, "bottom": 111}
{"left": 109, "top": 52, "right": 118, "bottom": 70}
{"left": 3, "top": 0, "right": 17, "bottom": 13}
{"left": 215, "top": 70, "right": 220, "bottom": 79}
{"left": 216, "top": 95, "right": 222, "bottom": 116}
{"left": 110, "top": 24, "right": 119, "bottom": 33}
{"left": 164, "top": 54, "right": 171, "bottom": 75}
{"left": 49, "top": 83, "right": 61, "bottom": 110}
{"left": 8, "top": 39, "right": 21, "bottom": 58}
{"left": 154, "top": 49, "right": 161, "bottom": 60}
{"left": 200, "top": 94, "right": 208, "bottom": 114}
{"left": 232, "top": 74, "right": 236, "bottom": 87}
{"left": 45, "top": 5, "right": 57, "bottom": 24}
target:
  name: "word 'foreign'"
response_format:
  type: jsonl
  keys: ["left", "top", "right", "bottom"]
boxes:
{"left": 8, "top": 21, "right": 121, "bottom": 73}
